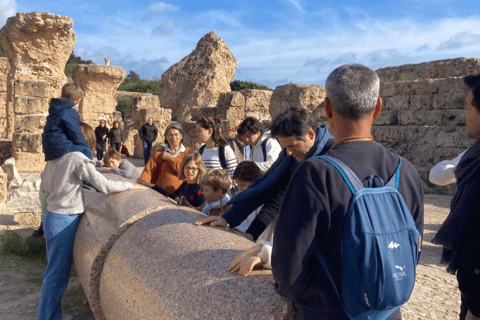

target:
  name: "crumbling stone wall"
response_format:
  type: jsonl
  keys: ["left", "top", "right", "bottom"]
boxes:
{"left": 0, "top": 58, "right": 9, "bottom": 139}
{"left": 269, "top": 84, "right": 326, "bottom": 118}
{"left": 0, "top": 12, "right": 76, "bottom": 172}
{"left": 374, "top": 58, "right": 480, "bottom": 195}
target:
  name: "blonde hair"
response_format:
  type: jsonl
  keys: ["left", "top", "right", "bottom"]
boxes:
{"left": 61, "top": 83, "right": 84, "bottom": 101}
{"left": 103, "top": 149, "right": 122, "bottom": 163}
{"left": 200, "top": 169, "right": 231, "bottom": 195}
{"left": 80, "top": 122, "right": 95, "bottom": 150}
{"left": 178, "top": 152, "right": 206, "bottom": 184}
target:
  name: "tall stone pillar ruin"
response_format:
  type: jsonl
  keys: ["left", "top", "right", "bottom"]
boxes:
{"left": 72, "top": 64, "right": 126, "bottom": 128}
{"left": 0, "top": 12, "right": 76, "bottom": 171}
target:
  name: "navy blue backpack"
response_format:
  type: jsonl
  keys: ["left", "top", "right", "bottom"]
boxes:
{"left": 316, "top": 155, "right": 420, "bottom": 320}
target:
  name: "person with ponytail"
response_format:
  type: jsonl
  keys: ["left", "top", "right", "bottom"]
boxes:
{"left": 196, "top": 116, "right": 238, "bottom": 177}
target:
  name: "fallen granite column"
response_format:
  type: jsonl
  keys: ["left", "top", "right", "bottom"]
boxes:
{"left": 73, "top": 174, "right": 294, "bottom": 319}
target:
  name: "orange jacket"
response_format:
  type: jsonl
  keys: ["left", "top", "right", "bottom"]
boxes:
{"left": 139, "top": 147, "right": 192, "bottom": 193}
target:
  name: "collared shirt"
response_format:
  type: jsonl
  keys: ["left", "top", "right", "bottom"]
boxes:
{"left": 164, "top": 143, "right": 186, "bottom": 157}
{"left": 202, "top": 194, "right": 231, "bottom": 216}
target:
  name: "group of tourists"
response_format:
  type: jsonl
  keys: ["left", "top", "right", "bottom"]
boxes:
{"left": 35, "top": 63, "right": 480, "bottom": 320}
{"left": 94, "top": 119, "right": 127, "bottom": 160}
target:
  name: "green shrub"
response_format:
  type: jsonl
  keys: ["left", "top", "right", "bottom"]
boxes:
{"left": 116, "top": 98, "right": 133, "bottom": 118}
{"left": 230, "top": 80, "right": 273, "bottom": 91}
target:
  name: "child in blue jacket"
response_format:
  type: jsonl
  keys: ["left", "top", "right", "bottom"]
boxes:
{"left": 42, "top": 83, "right": 93, "bottom": 161}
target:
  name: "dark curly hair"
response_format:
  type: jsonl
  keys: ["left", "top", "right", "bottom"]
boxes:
{"left": 232, "top": 161, "right": 263, "bottom": 182}
{"left": 464, "top": 74, "right": 480, "bottom": 112}
{"left": 196, "top": 116, "right": 229, "bottom": 147}
{"left": 270, "top": 106, "right": 317, "bottom": 139}
{"left": 237, "top": 117, "right": 263, "bottom": 136}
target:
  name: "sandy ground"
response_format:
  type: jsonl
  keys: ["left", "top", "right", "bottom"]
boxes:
{"left": 0, "top": 158, "right": 462, "bottom": 319}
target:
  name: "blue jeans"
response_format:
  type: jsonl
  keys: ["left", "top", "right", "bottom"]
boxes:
{"left": 37, "top": 211, "right": 81, "bottom": 320}
{"left": 143, "top": 140, "right": 153, "bottom": 164}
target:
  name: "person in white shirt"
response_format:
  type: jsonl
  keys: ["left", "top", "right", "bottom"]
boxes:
{"left": 236, "top": 117, "right": 282, "bottom": 172}
{"left": 429, "top": 150, "right": 467, "bottom": 186}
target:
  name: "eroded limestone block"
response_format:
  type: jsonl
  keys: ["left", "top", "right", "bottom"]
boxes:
{"left": 14, "top": 80, "right": 50, "bottom": 98}
{"left": 376, "top": 58, "right": 480, "bottom": 83}
{"left": 14, "top": 114, "right": 46, "bottom": 133}
{"left": 0, "top": 58, "right": 9, "bottom": 92}
{"left": 13, "top": 133, "right": 42, "bottom": 153}
{"left": 1, "top": 157, "right": 22, "bottom": 188}
{"left": 161, "top": 32, "right": 238, "bottom": 120}
{"left": 13, "top": 152, "right": 45, "bottom": 172}
{"left": 0, "top": 92, "right": 6, "bottom": 118}
{"left": 269, "top": 84, "right": 325, "bottom": 118}
{"left": 0, "top": 12, "right": 76, "bottom": 97}
{"left": 73, "top": 64, "right": 125, "bottom": 118}
{"left": 1, "top": 176, "right": 41, "bottom": 213}
{"left": 0, "top": 172, "right": 8, "bottom": 204}
{"left": 132, "top": 95, "right": 160, "bottom": 111}
{"left": 14, "top": 96, "right": 49, "bottom": 114}
{"left": 239, "top": 89, "right": 272, "bottom": 121}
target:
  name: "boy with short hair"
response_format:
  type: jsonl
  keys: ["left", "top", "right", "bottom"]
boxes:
{"left": 42, "top": 83, "right": 93, "bottom": 161}
{"left": 101, "top": 149, "right": 141, "bottom": 181}
{"left": 200, "top": 169, "right": 231, "bottom": 216}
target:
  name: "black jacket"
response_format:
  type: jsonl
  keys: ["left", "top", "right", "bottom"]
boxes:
{"left": 272, "top": 141, "right": 424, "bottom": 318}
{"left": 139, "top": 123, "right": 158, "bottom": 143}
{"left": 95, "top": 126, "right": 109, "bottom": 145}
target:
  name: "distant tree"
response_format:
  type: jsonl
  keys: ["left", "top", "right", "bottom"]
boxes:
{"left": 118, "top": 79, "right": 163, "bottom": 96}
{"left": 116, "top": 98, "right": 133, "bottom": 118}
{"left": 230, "top": 80, "right": 273, "bottom": 91}
{"left": 0, "top": 46, "right": 6, "bottom": 58}
{"left": 64, "top": 53, "right": 93, "bottom": 77}
{"left": 126, "top": 71, "right": 140, "bottom": 80}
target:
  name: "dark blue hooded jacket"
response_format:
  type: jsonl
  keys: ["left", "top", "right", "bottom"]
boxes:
{"left": 222, "top": 124, "right": 334, "bottom": 229}
{"left": 42, "top": 98, "right": 93, "bottom": 161}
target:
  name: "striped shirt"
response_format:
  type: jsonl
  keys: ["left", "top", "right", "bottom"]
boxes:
{"left": 199, "top": 145, "right": 238, "bottom": 177}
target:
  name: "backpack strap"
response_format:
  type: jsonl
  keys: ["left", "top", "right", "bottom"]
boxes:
{"left": 218, "top": 145, "right": 227, "bottom": 170}
{"left": 261, "top": 138, "right": 268, "bottom": 161}
{"left": 385, "top": 155, "right": 402, "bottom": 190}
{"left": 315, "top": 251, "right": 343, "bottom": 304}
{"left": 198, "top": 144, "right": 206, "bottom": 155}
{"left": 317, "top": 155, "right": 364, "bottom": 195}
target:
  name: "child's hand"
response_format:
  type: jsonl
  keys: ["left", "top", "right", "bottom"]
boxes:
{"left": 133, "top": 183, "right": 150, "bottom": 190}
{"left": 162, "top": 152, "right": 172, "bottom": 160}
{"left": 229, "top": 245, "right": 264, "bottom": 276}
{"left": 194, "top": 216, "right": 227, "bottom": 227}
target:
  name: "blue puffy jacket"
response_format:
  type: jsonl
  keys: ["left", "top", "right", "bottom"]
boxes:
{"left": 42, "top": 98, "right": 93, "bottom": 161}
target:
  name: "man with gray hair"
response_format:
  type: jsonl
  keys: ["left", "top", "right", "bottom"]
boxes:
{"left": 139, "top": 117, "right": 158, "bottom": 164}
{"left": 271, "top": 64, "right": 424, "bottom": 319}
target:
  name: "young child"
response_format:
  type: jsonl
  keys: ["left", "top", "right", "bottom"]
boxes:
{"left": 101, "top": 150, "right": 141, "bottom": 181}
{"left": 42, "top": 83, "right": 93, "bottom": 161}
{"left": 34, "top": 83, "right": 92, "bottom": 237}
{"left": 231, "top": 162, "right": 269, "bottom": 236}
{"left": 200, "top": 169, "right": 231, "bottom": 216}
{"left": 153, "top": 152, "right": 206, "bottom": 208}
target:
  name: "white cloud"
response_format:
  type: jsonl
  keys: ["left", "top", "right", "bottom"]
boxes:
{"left": 142, "top": 2, "right": 179, "bottom": 21}
{"left": 284, "top": 0, "right": 304, "bottom": 12}
{"left": 0, "top": 0, "right": 17, "bottom": 26}
{"left": 438, "top": 31, "right": 480, "bottom": 50}
{"left": 152, "top": 20, "right": 182, "bottom": 36}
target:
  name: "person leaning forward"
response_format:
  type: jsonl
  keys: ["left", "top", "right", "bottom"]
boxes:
{"left": 272, "top": 64, "right": 424, "bottom": 320}
{"left": 194, "top": 107, "right": 334, "bottom": 241}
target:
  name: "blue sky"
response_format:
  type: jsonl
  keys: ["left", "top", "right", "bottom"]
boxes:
{"left": 2, "top": 0, "right": 480, "bottom": 88}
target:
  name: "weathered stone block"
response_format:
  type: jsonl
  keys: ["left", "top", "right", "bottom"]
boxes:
{"left": 13, "top": 152, "right": 46, "bottom": 172}
{"left": 14, "top": 80, "right": 50, "bottom": 98}
{"left": 239, "top": 89, "right": 272, "bottom": 121}
{"left": 14, "top": 96, "right": 50, "bottom": 114}
{"left": 13, "top": 133, "right": 43, "bottom": 153}
{"left": 0, "top": 172, "right": 7, "bottom": 204}
{"left": 0, "top": 58, "right": 8, "bottom": 92}
{"left": 372, "top": 126, "right": 425, "bottom": 143}
{"left": 432, "top": 92, "right": 466, "bottom": 110}
{"left": 269, "top": 84, "right": 325, "bottom": 118}
{"left": 376, "top": 58, "right": 480, "bottom": 82}
{"left": 374, "top": 110, "right": 398, "bottom": 125}
{"left": 383, "top": 95, "right": 410, "bottom": 111}
{"left": 0, "top": 92, "right": 6, "bottom": 118}
{"left": 409, "top": 94, "right": 433, "bottom": 111}
{"left": 397, "top": 110, "right": 445, "bottom": 126}
{"left": 433, "top": 147, "right": 468, "bottom": 165}
{"left": 14, "top": 115, "right": 47, "bottom": 133}
{"left": 443, "top": 109, "right": 465, "bottom": 126}
{"left": 132, "top": 95, "right": 160, "bottom": 111}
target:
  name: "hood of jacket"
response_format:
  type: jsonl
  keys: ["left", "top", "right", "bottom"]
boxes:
{"left": 48, "top": 98, "right": 76, "bottom": 116}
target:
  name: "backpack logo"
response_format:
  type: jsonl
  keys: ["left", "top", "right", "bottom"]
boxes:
{"left": 393, "top": 265, "right": 407, "bottom": 281}
{"left": 388, "top": 241, "right": 400, "bottom": 249}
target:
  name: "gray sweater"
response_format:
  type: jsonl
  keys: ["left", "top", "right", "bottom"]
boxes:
{"left": 110, "top": 160, "right": 141, "bottom": 181}
{"left": 41, "top": 152, "right": 134, "bottom": 215}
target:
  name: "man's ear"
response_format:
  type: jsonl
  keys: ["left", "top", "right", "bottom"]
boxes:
{"left": 325, "top": 98, "right": 333, "bottom": 118}
{"left": 372, "top": 97, "right": 382, "bottom": 119}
